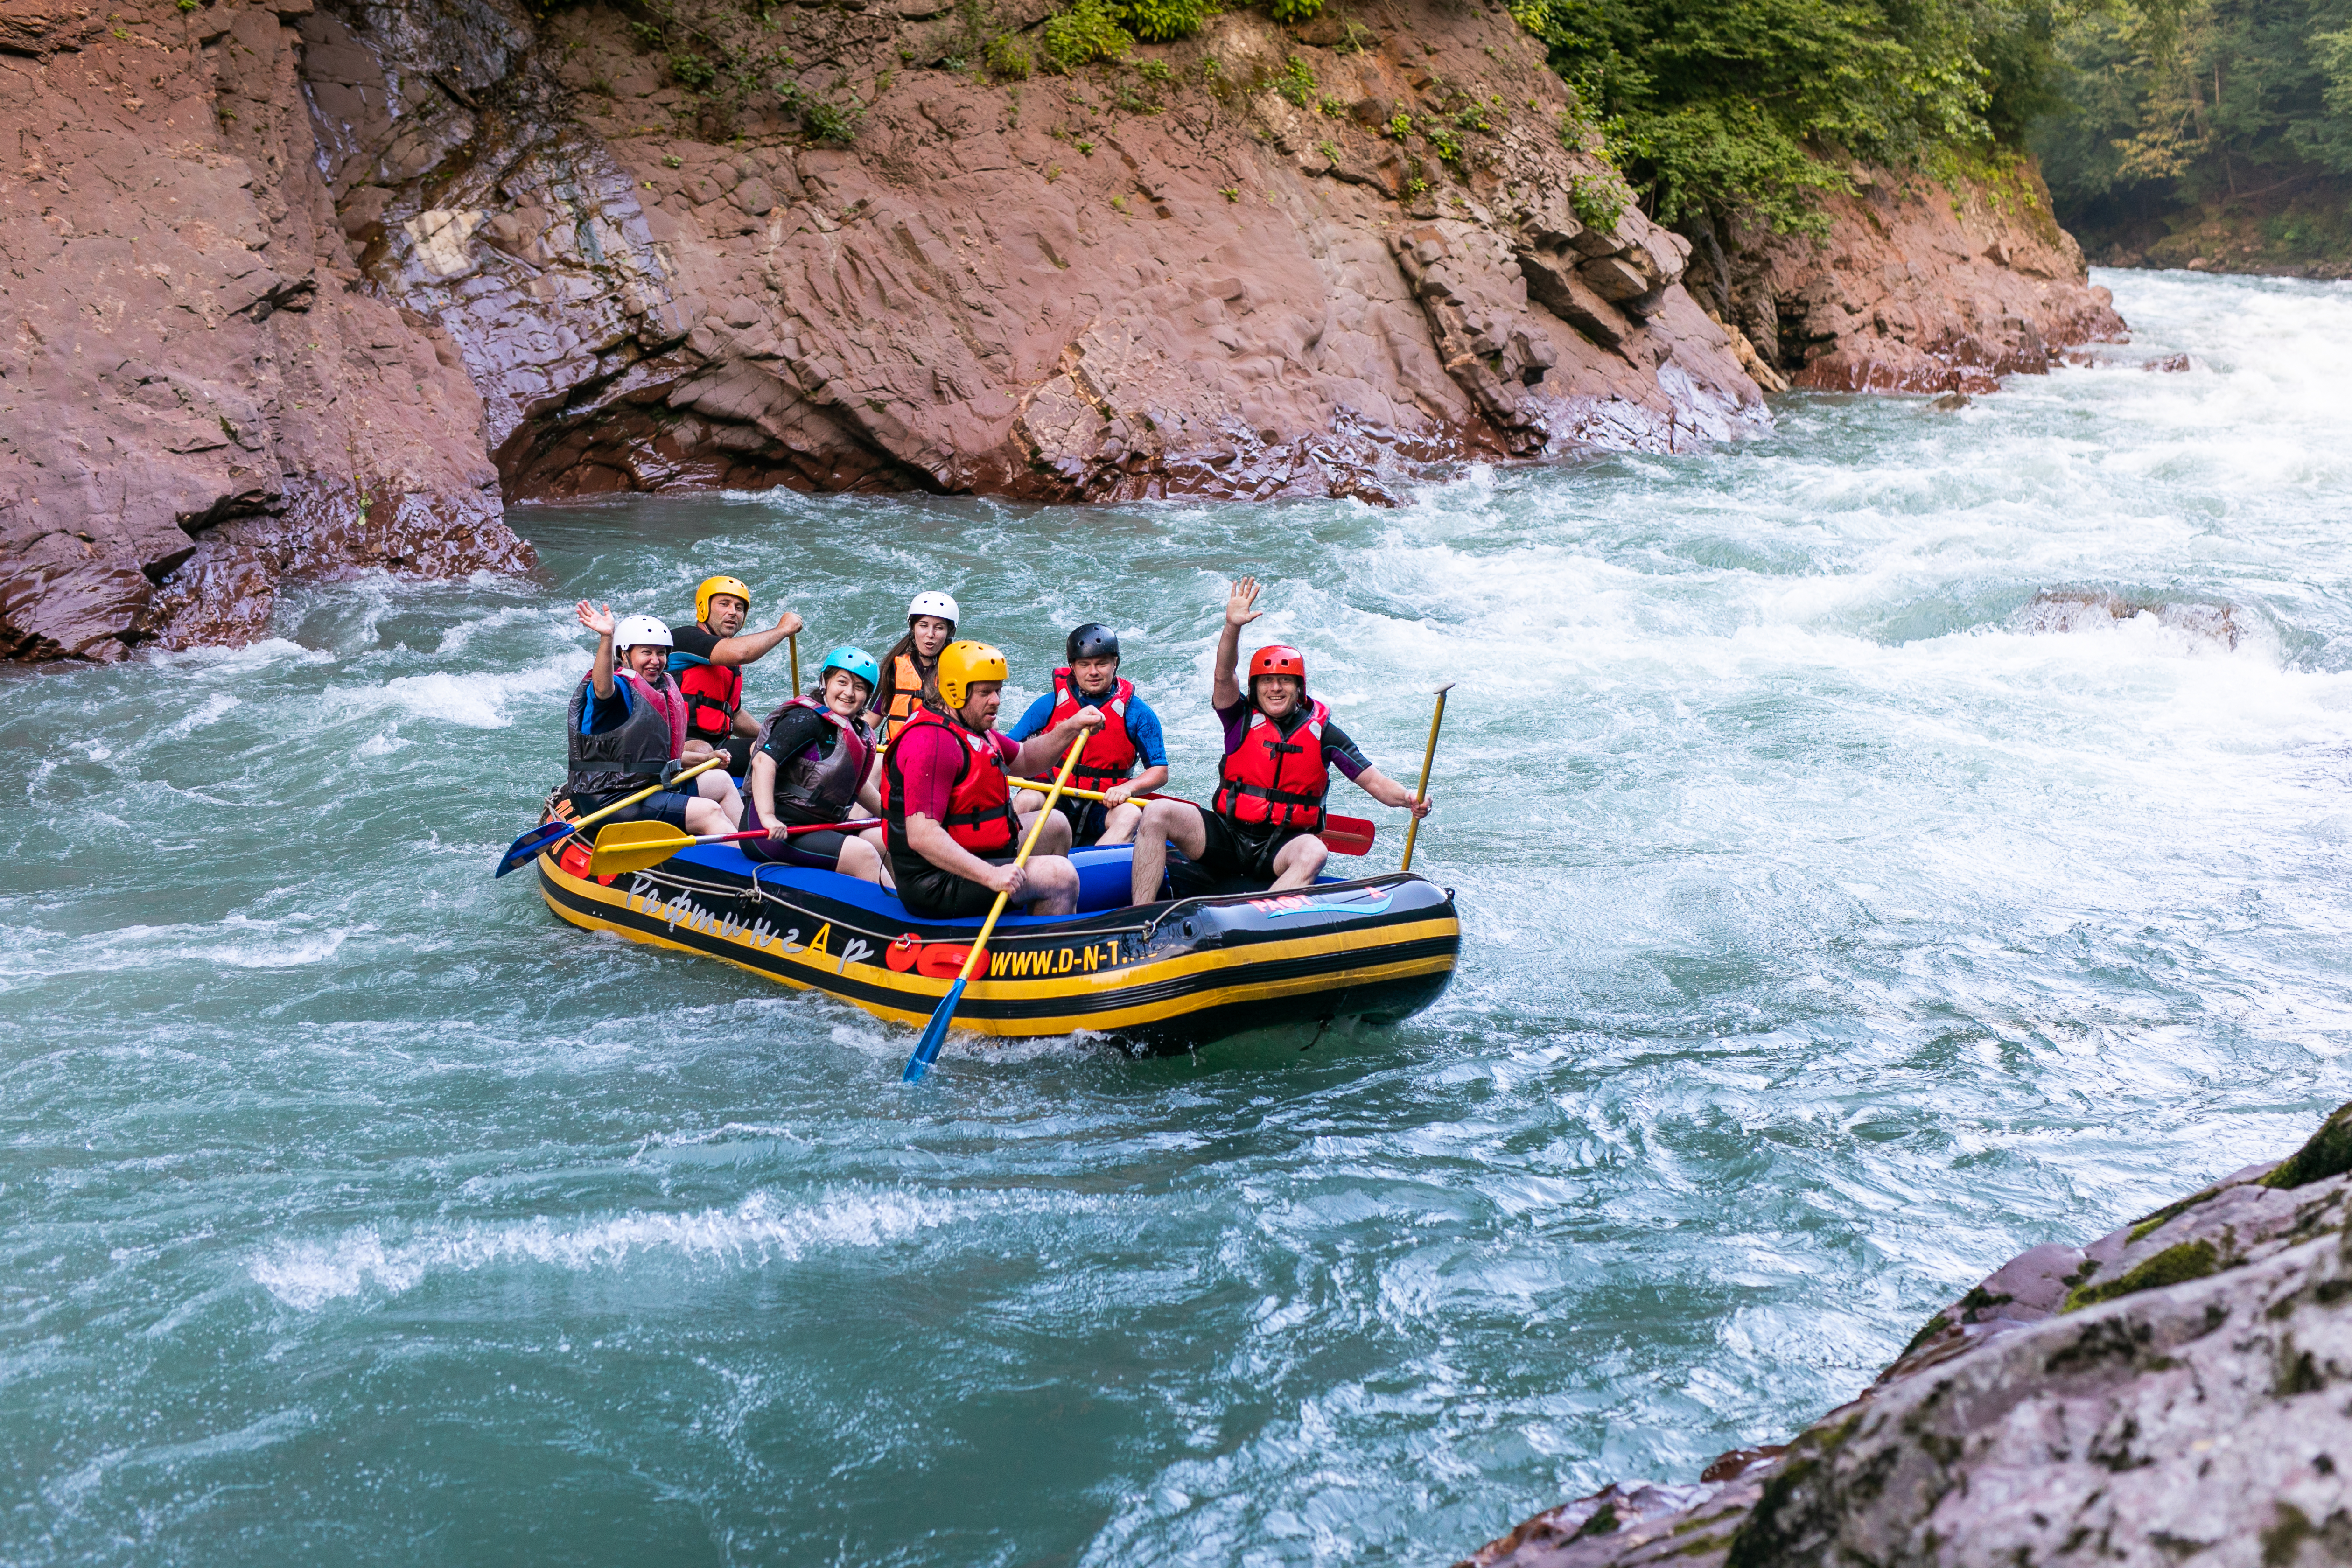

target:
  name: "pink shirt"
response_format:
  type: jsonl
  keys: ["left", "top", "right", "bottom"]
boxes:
{"left": 893, "top": 720, "right": 1018, "bottom": 821}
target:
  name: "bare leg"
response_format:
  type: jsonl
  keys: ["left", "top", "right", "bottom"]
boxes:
{"left": 1012, "top": 787, "right": 1048, "bottom": 817}
{"left": 1268, "top": 833, "right": 1329, "bottom": 891}
{"left": 1130, "top": 798, "right": 1209, "bottom": 905}
{"left": 696, "top": 769, "right": 742, "bottom": 828}
{"left": 837, "top": 834, "right": 885, "bottom": 886}
{"left": 683, "top": 796, "right": 730, "bottom": 836}
{"left": 1096, "top": 801, "right": 1144, "bottom": 845}
{"left": 1019, "top": 807, "right": 1073, "bottom": 856}
{"left": 859, "top": 826, "right": 895, "bottom": 890}
{"left": 1022, "top": 854, "right": 1083, "bottom": 917}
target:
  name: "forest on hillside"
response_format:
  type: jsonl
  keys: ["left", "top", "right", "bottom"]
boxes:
{"left": 1503, "top": 0, "right": 2352, "bottom": 271}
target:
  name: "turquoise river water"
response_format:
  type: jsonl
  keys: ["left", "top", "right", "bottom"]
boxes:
{"left": 6, "top": 269, "right": 2352, "bottom": 1565}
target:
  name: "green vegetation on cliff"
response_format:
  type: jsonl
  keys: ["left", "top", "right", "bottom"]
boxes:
{"left": 1505, "top": 0, "right": 2065, "bottom": 234}
{"left": 1496, "top": 0, "right": 2352, "bottom": 266}
{"left": 2033, "top": 0, "right": 2352, "bottom": 266}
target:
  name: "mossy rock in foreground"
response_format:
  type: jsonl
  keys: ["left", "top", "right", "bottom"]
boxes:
{"left": 2261, "top": 1097, "right": 2352, "bottom": 1191}
{"left": 2063, "top": 1239, "right": 2218, "bottom": 1313}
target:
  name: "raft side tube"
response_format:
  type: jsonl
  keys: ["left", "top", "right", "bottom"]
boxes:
{"left": 536, "top": 843, "right": 1457, "bottom": 1054}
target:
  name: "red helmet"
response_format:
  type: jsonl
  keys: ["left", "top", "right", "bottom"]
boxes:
{"left": 1249, "top": 644, "right": 1306, "bottom": 689}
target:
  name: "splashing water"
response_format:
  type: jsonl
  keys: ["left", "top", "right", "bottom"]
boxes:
{"left": 4, "top": 270, "right": 2350, "bottom": 1565}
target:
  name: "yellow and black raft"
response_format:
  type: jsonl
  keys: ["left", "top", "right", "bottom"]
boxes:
{"left": 534, "top": 833, "right": 1459, "bottom": 1054}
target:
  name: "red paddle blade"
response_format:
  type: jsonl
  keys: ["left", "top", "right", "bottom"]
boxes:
{"left": 1323, "top": 815, "right": 1375, "bottom": 855}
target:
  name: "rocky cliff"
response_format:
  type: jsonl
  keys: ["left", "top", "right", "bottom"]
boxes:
{"left": 1683, "top": 161, "right": 2127, "bottom": 396}
{"left": 2, "top": 0, "right": 2120, "bottom": 661}
{"left": 1456, "top": 1100, "right": 2352, "bottom": 1568}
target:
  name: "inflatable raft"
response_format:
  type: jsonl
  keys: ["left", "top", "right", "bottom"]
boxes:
{"left": 535, "top": 833, "right": 1459, "bottom": 1055}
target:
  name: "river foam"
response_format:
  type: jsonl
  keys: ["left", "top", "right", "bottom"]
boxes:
{"left": 4, "top": 269, "right": 2351, "bottom": 1568}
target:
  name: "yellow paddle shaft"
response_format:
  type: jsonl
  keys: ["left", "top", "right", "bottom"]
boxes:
{"left": 952, "top": 735, "right": 1089, "bottom": 986}
{"left": 1400, "top": 685, "right": 1451, "bottom": 874}
{"left": 1009, "top": 780, "right": 1134, "bottom": 805}
{"left": 566, "top": 751, "right": 728, "bottom": 835}
{"left": 788, "top": 631, "right": 800, "bottom": 694}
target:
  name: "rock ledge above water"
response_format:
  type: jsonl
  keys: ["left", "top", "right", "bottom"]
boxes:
{"left": 1454, "top": 1100, "right": 2352, "bottom": 1568}
{"left": 3, "top": 0, "right": 2122, "bottom": 660}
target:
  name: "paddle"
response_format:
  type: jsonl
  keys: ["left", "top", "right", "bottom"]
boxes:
{"left": 1400, "top": 682, "right": 1452, "bottom": 874}
{"left": 788, "top": 631, "right": 800, "bottom": 693}
{"left": 903, "top": 736, "right": 1088, "bottom": 1084}
{"left": 492, "top": 752, "right": 729, "bottom": 878}
{"left": 1007, "top": 783, "right": 1378, "bottom": 855}
{"left": 587, "top": 816, "right": 882, "bottom": 877}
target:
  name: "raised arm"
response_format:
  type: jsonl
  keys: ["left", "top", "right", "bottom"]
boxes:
{"left": 1211, "top": 576, "right": 1263, "bottom": 710}
{"left": 576, "top": 600, "right": 618, "bottom": 699}
{"left": 709, "top": 606, "right": 805, "bottom": 667}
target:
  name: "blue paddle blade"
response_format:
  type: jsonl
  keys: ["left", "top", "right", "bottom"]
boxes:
{"left": 902, "top": 978, "right": 967, "bottom": 1082}
{"left": 493, "top": 820, "right": 574, "bottom": 878}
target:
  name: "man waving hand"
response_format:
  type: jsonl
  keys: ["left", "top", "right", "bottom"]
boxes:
{"left": 1129, "top": 578, "right": 1430, "bottom": 904}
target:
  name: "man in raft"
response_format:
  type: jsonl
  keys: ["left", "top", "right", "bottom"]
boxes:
{"left": 667, "top": 574, "right": 805, "bottom": 777}
{"left": 1128, "top": 577, "right": 1430, "bottom": 904}
{"left": 567, "top": 602, "right": 743, "bottom": 836}
{"left": 1007, "top": 623, "right": 1170, "bottom": 847}
{"left": 883, "top": 638, "right": 1106, "bottom": 919}
{"left": 871, "top": 590, "right": 959, "bottom": 744}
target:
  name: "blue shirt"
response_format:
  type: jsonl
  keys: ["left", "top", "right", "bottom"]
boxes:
{"left": 581, "top": 673, "right": 635, "bottom": 734}
{"left": 1005, "top": 686, "right": 1169, "bottom": 769}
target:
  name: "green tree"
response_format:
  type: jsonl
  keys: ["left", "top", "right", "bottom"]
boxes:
{"left": 2033, "top": 0, "right": 2352, "bottom": 252}
{"left": 1511, "top": 0, "right": 2066, "bottom": 233}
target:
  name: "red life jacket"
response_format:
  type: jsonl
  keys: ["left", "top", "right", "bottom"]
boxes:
{"left": 883, "top": 706, "right": 1019, "bottom": 856}
{"left": 1213, "top": 698, "right": 1330, "bottom": 832}
{"left": 669, "top": 646, "right": 743, "bottom": 746}
{"left": 1026, "top": 668, "right": 1139, "bottom": 792}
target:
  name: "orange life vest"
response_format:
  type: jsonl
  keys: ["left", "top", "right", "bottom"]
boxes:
{"left": 1213, "top": 698, "right": 1330, "bottom": 832}
{"left": 879, "top": 653, "right": 928, "bottom": 744}
{"left": 883, "top": 706, "right": 1018, "bottom": 856}
{"left": 1025, "top": 668, "right": 1138, "bottom": 792}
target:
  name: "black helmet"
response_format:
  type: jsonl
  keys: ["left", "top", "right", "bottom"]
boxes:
{"left": 1066, "top": 623, "right": 1120, "bottom": 665}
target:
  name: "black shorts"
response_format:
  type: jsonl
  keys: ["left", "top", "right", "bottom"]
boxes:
{"left": 1050, "top": 795, "right": 1113, "bottom": 847}
{"left": 892, "top": 850, "right": 1015, "bottom": 919}
{"left": 1193, "top": 811, "right": 1315, "bottom": 884}
{"left": 741, "top": 797, "right": 862, "bottom": 871}
{"left": 574, "top": 787, "right": 695, "bottom": 833}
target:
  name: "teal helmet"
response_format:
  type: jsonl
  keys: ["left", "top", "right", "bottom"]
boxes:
{"left": 815, "top": 644, "right": 881, "bottom": 699}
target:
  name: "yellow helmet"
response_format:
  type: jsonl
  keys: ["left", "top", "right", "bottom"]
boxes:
{"left": 935, "top": 640, "right": 1008, "bottom": 710}
{"left": 694, "top": 575, "right": 752, "bottom": 624}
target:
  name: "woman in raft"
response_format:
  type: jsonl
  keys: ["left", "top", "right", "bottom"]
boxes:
{"left": 741, "top": 645, "right": 892, "bottom": 887}
{"left": 870, "top": 589, "right": 959, "bottom": 743}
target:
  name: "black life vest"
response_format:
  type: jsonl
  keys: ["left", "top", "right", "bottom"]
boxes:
{"left": 1024, "top": 668, "right": 1139, "bottom": 792}
{"left": 1213, "top": 697, "right": 1331, "bottom": 832}
{"left": 883, "top": 706, "right": 1018, "bottom": 856}
{"left": 566, "top": 671, "right": 679, "bottom": 800}
{"left": 755, "top": 697, "right": 873, "bottom": 821}
{"left": 668, "top": 644, "right": 743, "bottom": 745}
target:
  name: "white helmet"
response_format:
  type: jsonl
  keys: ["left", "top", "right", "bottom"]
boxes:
{"left": 907, "top": 590, "right": 959, "bottom": 625}
{"left": 615, "top": 614, "right": 672, "bottom": 651}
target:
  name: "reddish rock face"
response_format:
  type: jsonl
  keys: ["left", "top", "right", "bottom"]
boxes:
{"left": 0, "top": 0, "right": 2118, "bottom": 660}
{"left": 0, "top": 0, "right": 533, "bottom": 662}
{"left": 308, "top": 0, "right": 1771, "bottom": 516}
{"left": 1681, "top": 169, "right": 2128, "bottom": 396}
